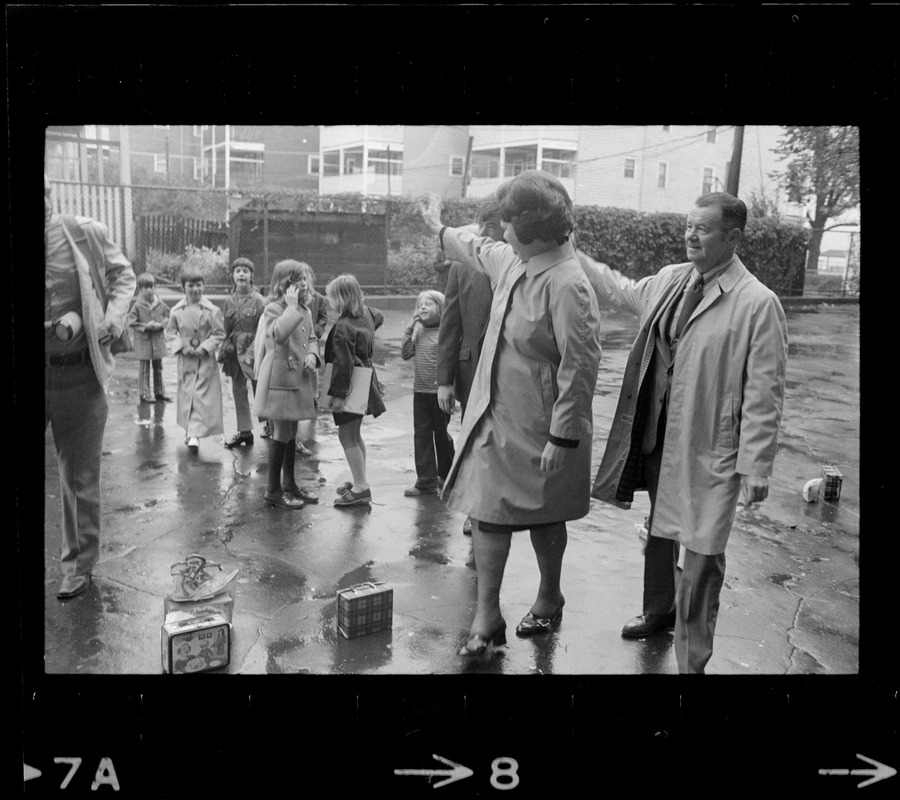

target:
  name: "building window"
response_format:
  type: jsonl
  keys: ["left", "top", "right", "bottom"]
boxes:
{"left": 231, "top": 125, "right": 265, "bottom": 143}
{"left": 153, "top": 125, "right": 170, "bottom": 130}
{"left": 46, "top": 140, "right": 81, "bottom": 182}
{"left": 702, "top": 167, "right": 716, "bottom": 195}
{"left": 624, "top": 157, "right": 636, "bottom": 179}
{"left": 154, "top": 154, "right": 167, "bottom": 174}
{"left": 323, "top": 149, "right": 341, "bottom": 176}
{"left": 707, "top": 126, "right": 717, "bottom": 143}
{"left": 449, "top": 155, "right": 465, "bottom": 177}
{"left": 308, "top": 155, "right": 320, "bottom": 176}
{"left": 343, "top": 147, "right": 364, "bottom": 175}
{"left": 471, "top": 149, "right": 500, "bottom": 179}
{"left": 230, "top": 157, "right": 264, "bottom": 186}
{"left": 504, "top": 145, "right": 537, "bottom": 177}
{"left": 193, "top": 157, "right": 201, "bottom": 181}
{"left": 540, "top": 148, "right": 576, "bottom": 179}
{"left": 657, "top": 162, "right": 668, "bottom": 189}
{"left": 368, "top": 148, "right": 402, "bottom": 176}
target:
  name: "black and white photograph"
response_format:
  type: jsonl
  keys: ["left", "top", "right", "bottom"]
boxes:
{"left": 12, "top": 4, "right": 894, "bottom": 797}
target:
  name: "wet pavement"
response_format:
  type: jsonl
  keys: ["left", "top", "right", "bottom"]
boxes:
{"left": 43, "top": 301, "right": 860, "bottom": 675}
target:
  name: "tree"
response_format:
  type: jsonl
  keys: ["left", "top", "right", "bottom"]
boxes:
{"left": 770, "top": 126, "right": 859, "bottom": 272}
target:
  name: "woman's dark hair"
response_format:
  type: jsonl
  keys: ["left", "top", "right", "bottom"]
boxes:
{"left": 496, "top": 169, "right": 575, "bottom": 245}
{"left": 695, "top": 192, "right": 748, "bottom": 234}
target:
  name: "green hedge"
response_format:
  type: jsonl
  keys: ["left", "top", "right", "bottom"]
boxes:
{"left": 383, "top": 197, "right": 809, "bottom": 296}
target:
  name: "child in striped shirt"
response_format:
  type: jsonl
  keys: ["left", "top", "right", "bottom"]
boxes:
{"left": 401, "top": 290, "right": 454, "bottom": 497}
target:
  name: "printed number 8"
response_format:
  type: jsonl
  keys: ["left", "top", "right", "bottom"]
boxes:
{"left": 490, "top": 757, "right": 520, "bottom": 790}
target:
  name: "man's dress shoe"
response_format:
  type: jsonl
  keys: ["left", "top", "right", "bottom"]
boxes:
{"left": 57, "top": 573, "right": 92, "bottom": 599}
{"left": 621, "top": 612, "right": 676, "bottom": 638}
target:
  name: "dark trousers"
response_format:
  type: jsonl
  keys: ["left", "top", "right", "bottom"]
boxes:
{"left": 643, "top": 408, "right": 727, "bottom": 674}
{"left": 413, "top": 392, "right": 454, "bottom": 489}
{"left": 45, "top": 358, "right": 108, "bottom": 578}
{"left": 139, "top": 359, "right": 166, "bottom": 399}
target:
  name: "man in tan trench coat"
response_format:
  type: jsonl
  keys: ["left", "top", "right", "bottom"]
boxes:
{"left": 578, "top": 192, "right": 788, "bottom": 674}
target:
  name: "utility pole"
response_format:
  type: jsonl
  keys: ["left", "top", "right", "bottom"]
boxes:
{"left": 461, "top": 135, "right": 473, "bottom": 198}
{"left": 726, "top": 125, "right": 744, "bottom": 196}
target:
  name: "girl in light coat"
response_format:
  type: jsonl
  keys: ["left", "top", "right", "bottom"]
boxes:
{"left": 253, "top": 260, "right": 320, "bottom": 509}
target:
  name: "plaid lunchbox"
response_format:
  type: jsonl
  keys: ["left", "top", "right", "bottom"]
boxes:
{"left": 337, "top": 582, "right": 393, "bottom": 639}
{"left": 822, "top": 465, "right": 843, "bottom": 501}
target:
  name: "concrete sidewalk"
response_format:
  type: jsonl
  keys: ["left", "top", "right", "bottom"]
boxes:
{"left": 43, "top": 302, "right": 859, "bottom": 675}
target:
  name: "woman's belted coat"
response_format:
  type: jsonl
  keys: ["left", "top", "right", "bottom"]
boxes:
{"left": 441, "top": 227, "right": 602, "bottom": 527}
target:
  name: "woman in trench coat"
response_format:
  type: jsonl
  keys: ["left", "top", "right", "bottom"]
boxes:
{"left": 422, "top": 171, "right": 602, "bottom": 658}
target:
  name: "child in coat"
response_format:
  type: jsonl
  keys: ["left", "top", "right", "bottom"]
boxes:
{"left": 295, "top": 262, "right": 329, "bottom": 457}
{"left": 220, "top": 257, "right": 267, "bottom": 448}
{"left": 128, "top": 271, "right": 172, "bottom": 403}
{"left": 165, "top": 267, "right": 225, "bottom": 454}
{"left": 324, "top": 274, "right": 385, "bottom": 508}
{"left": 401, "top": 290, "right": 455, "bottom": 496}
{"left": 253, "top": 260, "right": 320, "bottom": 509}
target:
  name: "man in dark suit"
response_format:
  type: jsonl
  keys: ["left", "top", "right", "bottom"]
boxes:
{"left": 436, "top": 196, "right": 503, "bottom": 534}
{"left": 45, "top": 174, "right": 136, "bottom": 599}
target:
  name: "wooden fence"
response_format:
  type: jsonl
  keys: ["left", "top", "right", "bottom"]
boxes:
{"left": 49, "top": 181, "right": 130, "bottom": 254}
{"left": 136, "top": 215, "right": 229, "bottom": 269}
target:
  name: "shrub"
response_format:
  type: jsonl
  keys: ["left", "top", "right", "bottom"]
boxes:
{"left": 180, "top": 245, "right": 231, "bottom": 286}
{"left": 145, "top": 248, "right": 184, "bottom": 284}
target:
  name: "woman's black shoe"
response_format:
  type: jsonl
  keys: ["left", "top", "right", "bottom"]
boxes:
{"left": 515, "top": 598, "right": 565, "bottom": 637}
{"left": 459, "top": 621, "right": 507, "bottom": 658}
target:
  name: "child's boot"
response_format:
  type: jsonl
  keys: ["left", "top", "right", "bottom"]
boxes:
{"left": 264, "top": 439, "right": 303, "bottom": 509}
{"left": 283, "top": 440, "right": 318, "bottom": 503}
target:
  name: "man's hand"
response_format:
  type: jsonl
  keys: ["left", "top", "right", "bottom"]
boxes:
{"left": 437, "top": 384, "right": 456, "bottom": 415}
{"left": 540, "top": 441, "right": 565, "bottom": 473}
{"left": 304, "top": 354, "right": 317, "bottom": 370}
{"left": 741, "top": 475, "right": 769, "bottom": 504}
{"left": 331, "top": 397, "right": 345, "bottom": 413}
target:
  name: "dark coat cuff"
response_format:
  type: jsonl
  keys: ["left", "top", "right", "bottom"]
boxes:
{"left": 549, "top": 434, "right": 579, "bottom": 448}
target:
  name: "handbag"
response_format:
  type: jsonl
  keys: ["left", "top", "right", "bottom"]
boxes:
{"left": 320, "top": 363, "right": 372, "bottom": 416}
{"left": 60, "top": 215, "right": 134, "bottom": 354}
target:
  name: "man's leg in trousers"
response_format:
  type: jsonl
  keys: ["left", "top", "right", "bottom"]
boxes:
{"left": 675, "top": 549, "right": 726, "bottom": 674}
{"left": 412, "top": 392, "right": 439, "bottom": 488}
{"left": 430, "top": 394, "right": 455, "bottom": 479}
{"left": 641, "top": 437, "right": 679, "bottom": 617}
{"left": 48, "top": 364, "right": 109, "bottom": 578}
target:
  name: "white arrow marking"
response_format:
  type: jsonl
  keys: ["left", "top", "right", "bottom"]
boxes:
{"left": 394, "top": 753, "right": 474, "bottom": 789}
{"left": 23, "top": 763, "right": 41, "bottom": 782}
{"left": 819, "top": 753, "right": 897, "bottom": 788}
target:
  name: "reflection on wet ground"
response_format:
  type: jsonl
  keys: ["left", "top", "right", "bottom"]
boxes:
{"left": 43, "top": 302, "right": 859, "bottom": 676}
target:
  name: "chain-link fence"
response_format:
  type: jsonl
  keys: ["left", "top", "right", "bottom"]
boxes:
{"left": 804, "top": 228, "right": 860, "bottom": 297}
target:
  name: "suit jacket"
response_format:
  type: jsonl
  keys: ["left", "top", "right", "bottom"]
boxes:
{"left": 580, "top": 252, "right": 788, "bottom": 556}
{"left": 436, "top": 260, "right": 493, "bottom": 411}
{"left": 57, "top": 215, "right": 136, "bottom": 388}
